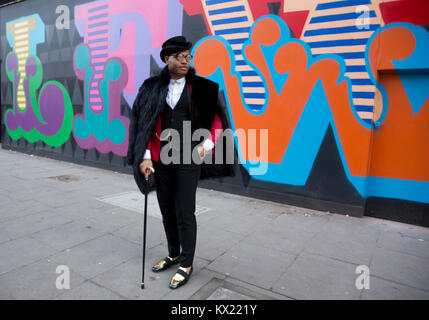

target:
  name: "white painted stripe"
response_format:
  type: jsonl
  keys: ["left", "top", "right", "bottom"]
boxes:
{"left": 352, "top": 85, "right": 375, "bottom": 92}
{"left": 15, "top": 40, "right": 28, "bottom": 47}
{"left": 243, "top": 87, "right": 265, "bottom": 93}
{"left": 15, "top": 47, "right": 29, "bottom": 53}
{"left": 241, "top": 76, "right": 262, "bottom": 82}
{"left": 211, "top": 11, "right": 251, "bottom": 20}
{"left": 222, "top": 32, "right": 250, "bottom": 40}
{"left": 345, "top": 72, "right": 370, "bottom": 79}
{"left": 231, "top": 43, "right": 243, "bottom": 50}
{"left": 344, "top": 58, "right": 366, "bottom": 66}
{"left": 353, "top": 98, "right": 374, "bottom": 106}
{"left": 236, "top": 65, "right": 253, "bottom": 71}
{"left": 357, "top": 111, "right": 373, "bottom": 119}
{"left": 311, "top": 6, "right": 368, "bottom": 17}
{"left": 13, "top": 20, "right": 29, "bottom": 28}
{"left": 311, "top": 45, "right": 366, "bottom": 54}
{"left": 212, "top": 21, "right": 252, "bottom": 32}
{"left": 14, "top": 34, "right": 29, "bottom": 41}
{"left": 305, "top": 17, "right": 380, "bottom": 30}
{"left": 14, "top": 27, "right": 29, "bottom": 35}
{"left": 206, "top": 1, "right": 244, "bottom": 11}
{"left": 304, "top": 31, "right": 373, "bottom": 42}
{"left": 244, "top": 98, "right": 265, "bottom": 104}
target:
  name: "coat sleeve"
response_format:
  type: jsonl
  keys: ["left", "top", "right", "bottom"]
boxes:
{"left": 126, "top": 84, "right": 145, "bottom": 165}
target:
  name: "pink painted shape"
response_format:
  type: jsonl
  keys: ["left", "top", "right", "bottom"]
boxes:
{"left": 76, "top": 0, "right": 167, "bottom": 48}
{"left": 113, "top": 20, "right": 135, "bottom": 93}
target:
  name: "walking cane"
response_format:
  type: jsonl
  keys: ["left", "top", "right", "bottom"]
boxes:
{"left": 141, "top": 167, "right": 154, "bottom": 290}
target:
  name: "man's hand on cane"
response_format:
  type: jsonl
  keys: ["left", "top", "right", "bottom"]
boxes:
{"left": 139, "top": 159, "right": 154, "bottom": 180}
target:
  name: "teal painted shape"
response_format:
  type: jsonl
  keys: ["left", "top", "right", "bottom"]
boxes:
{"left": 393, "top": 25, "right": 429, "bottom": 114}
{"left": 73, "top": 45, "right": 126, "bottom": 144}
{"left": 397, "top": 73, "right": 429, "bottom": 114}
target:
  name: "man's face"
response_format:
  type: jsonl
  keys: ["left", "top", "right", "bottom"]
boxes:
{"left": 165, "top": 50, "right": 191, "bottom": 79}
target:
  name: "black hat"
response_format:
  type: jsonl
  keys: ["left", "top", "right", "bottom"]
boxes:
{"left": 160, "top": 36, "right": 192, "bottom": 63}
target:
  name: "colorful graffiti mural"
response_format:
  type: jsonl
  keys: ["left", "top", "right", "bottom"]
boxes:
{"left": 72, "top": 0, "right": 183, "bottom": 156}
{"left": 192, "top": 15, "right": 429, "bottom": 204}
{"left": 1, "top": 0, "right": 428, "bottom": 222}
{"left": 4, "top": 14, "right": 73, "bottom": 147}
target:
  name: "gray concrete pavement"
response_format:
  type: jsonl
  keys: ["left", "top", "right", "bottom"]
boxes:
{"left": 0, "top": 146, "right": 428, "bottom": 300}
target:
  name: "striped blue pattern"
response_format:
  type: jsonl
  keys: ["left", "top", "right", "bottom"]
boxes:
{"left": 301, "top": 0, "right": 381, "bottom": 121}
{"left": 205, "top": 0, "right": 265, "bottom": 110}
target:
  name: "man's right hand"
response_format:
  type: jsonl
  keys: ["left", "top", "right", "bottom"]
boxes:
{"left": 139, "top": 159, "right": 154, "bottom": 180}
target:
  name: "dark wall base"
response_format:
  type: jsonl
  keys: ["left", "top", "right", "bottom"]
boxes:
{"left": 365, "top": 197, "right": 429, "bottom": 227}
{"left": 199, "top": 179, "right": 364, "bottom": 217}
{"left": 1, "top": 142, "right": 133, "bottom": 175}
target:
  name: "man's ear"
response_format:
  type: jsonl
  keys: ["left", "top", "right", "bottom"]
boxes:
{"left": 164, "top": 56, "right": 169, "bottom": 64}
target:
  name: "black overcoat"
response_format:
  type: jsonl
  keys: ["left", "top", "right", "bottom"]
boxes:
{"left": 127, "top": 66, "right": 235, "bottom": 194}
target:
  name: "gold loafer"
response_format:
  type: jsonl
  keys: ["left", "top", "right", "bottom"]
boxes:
{"left": 152, "top": 256, "right": 179, "bottom": 272}
{"left": 169, "top": 267, "right": 193, "bottom": 289}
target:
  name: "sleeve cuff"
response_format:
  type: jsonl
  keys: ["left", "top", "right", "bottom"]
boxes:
{"left": 143, "top": 149, "right": 151, "bottom": 160}
{"left": 202, "top": 139, "right": 215, "bottom": 152}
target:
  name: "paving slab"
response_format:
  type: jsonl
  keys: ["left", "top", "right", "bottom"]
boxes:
{"left": 55, "top": 280, "right": 125, "bottom": 300}
{"left": 369, "top": 247, "right": 429, "bottom": 291}
{"left": 206, "top": 242, "right": 297, "bottom": 290}
{"left": 272, "top": 252, "right": 361, "bottom": 300}
{"left": 0, "top": 237, "right": 58, "bottom": 276}
{"left": 49, "top": 234, "right": 141, "bottom": 279}
{"left": 360, "top": 276, "right": 429, "bottom": 300}
{"left": 0, "top": 258, "right": 86, "bottom": 300}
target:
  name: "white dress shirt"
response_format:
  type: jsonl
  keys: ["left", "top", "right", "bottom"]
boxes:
{"left": 143, "top": 77, "right": 214, "bottom": 160}
{"left": 166, "top": 77, "right": 186, "bottom": 109}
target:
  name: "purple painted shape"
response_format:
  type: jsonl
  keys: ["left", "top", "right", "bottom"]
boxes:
{"left": 6, "top": 56, "right": 64, "bottom": 136}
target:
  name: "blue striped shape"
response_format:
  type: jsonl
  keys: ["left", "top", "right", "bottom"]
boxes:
{"left": 88, "top": 37, "right": 108, "bottom": 44}
{"left": 91, "top": 102, "right": 102, "bottom": 106}
{"left": 362, "top": 118, "right": 372, "bottom": 124}
{"left": 93, "top": 62, "right": 105, "bottom": 67}
{"left": 212, "top": 16, "right": 248, "bottom": 26}
{"left": 310, "top": 11, "right": 376, "bottom": 23}
{"left": 352, "top": 91, "right": 375, "bottom": 99}
{"left": 214, "top": 27, "right": 250, "bottom": 35}
{"left": 346, "top": 65, "right": 367, "bottom": 72}
{"left": 355, "top": 105, "right": 373, "bottom": 112}
{"left": 88, "top": 29, "right": 108, "bottom": 37}
{"left": 206, "top": 0, "right": 236, "bottom": 6}
{"left": 94, "top": 70, "right": 103, "bottom": 74}
{"left": 89, "top": 13, "right": 108, "bottom": 21}
{"left": 88, "top": 21, "right": 108, "bottom": 29}
{"left": 351, "top": 78, "right": 373, "bottom": 85}
{"left": 91, "top": 45, "right": 108, "bottom": 51}
{"left": 242, "top": 82, "right": 264, "bottom": 87}
{"left": 90, "top": 94, "right": 100, "bottom": 98}
{"left": 90, "top": 86, "right": 98, "bottom": 90}
{"left": 208, "top": 5, "right": 245, "bottom": 15}
{"left": 304, "top": 24, "right": 380, "bottom": 37}
{"left": 228, "top": 38, "right": 247, "bottom": 44}
{"left": 247, "top": 104, "right": 263, "bottom": 109}
{"left": 244, "top": 93, "right": 265, "bottom": 99}
{"left": 308, "top": 38, "right": 369, "bottom": 48}
{"left": 335, "top": 52, "right": 365, "bottom": 59}
{"left": 233, "top": 49, "right": 242, "bottom": 55}
{"left": 316, "top": 0, "right": 371, "bottom": 10}
{"left": 235, "top": 60, "right": 246, "bottom": 65}
{"left": 240, "top": 71, "right": 258, "bottom": 76}
{"left": 88, "top": 4, "right": 108, "bottom": 13}
{"left": 92, "top": 53, "right": 108, "bottom": 59}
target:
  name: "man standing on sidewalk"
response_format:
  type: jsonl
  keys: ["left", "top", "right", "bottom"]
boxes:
{"left": 127, "top": 36, "right": 234, "bottom": 289}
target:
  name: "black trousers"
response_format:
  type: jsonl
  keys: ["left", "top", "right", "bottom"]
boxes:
{"left": 153, "top": 160, "right": 201, "bottom": 268}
